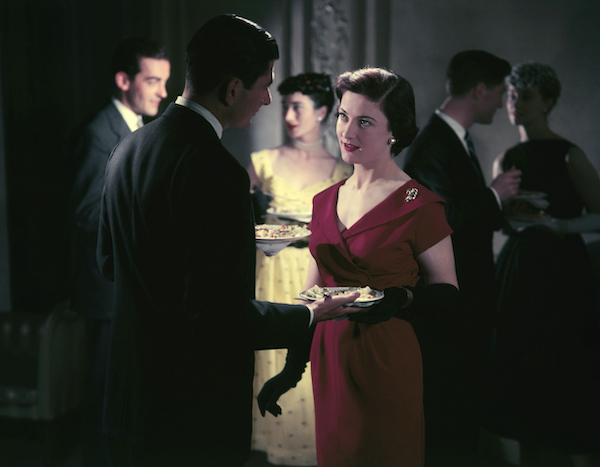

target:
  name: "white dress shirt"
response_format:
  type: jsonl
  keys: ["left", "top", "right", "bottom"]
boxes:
{"left": 112, "top": 97, "right": 143, "bottom": 132}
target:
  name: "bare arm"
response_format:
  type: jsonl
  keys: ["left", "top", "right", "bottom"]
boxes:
{"left": 492, "top": 152, "right": 504, "bottom": 179}
{"left": 302, "top": 255, "right": 326, "bottom": 291}
{"left": 566, "top": 146, "right": 600, "bottom": 214}
{"left": 416, "top": 235, "right": 459, "bottom": 288}
{"left": 491, "top": 152, "right": 521, "bottom": 202}
{"left": 540, "top": 146, "right": 600, "bottom": 234}
{"left": 536, "top": 146, "right": 600, "bottom": 236}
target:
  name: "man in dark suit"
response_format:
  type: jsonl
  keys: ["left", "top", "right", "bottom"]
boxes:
{"left": 403, "top": 50, "right": 520, "bottom": 466}
{"left": 70, "top": 38, "right": 170, "bottom": 466}
{"left": 97, "top": 15, "right": 359, "bottom": 466}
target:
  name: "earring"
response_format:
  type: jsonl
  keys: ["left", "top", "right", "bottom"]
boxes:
{"left": 317, "top": 116, "right": 323, "bottom": 122}
{"left": 388, "top": 137, "right": 397, "bottom": 145}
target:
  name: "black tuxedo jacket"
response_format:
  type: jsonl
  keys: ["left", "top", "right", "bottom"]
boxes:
{"left": 97, "top": 103, "right": 310, "bottom": 463}
{"left": 404, "top": 113, "right": 502, "bottom": 316}
{"left": 70, "top": 102, "right": 131, "bottom": 320}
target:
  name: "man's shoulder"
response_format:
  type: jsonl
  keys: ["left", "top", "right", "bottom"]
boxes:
{"left": 87, "top": 101, "right": 122, "bottom": 124}
{"left": 413, "top": 114, "right": 455, "bottom": 143}
{"left": 406, "top": 114, "right": 460, "bottom": 159}
{"left": 118, "top": 104, "right": 229, "bottom": 166}
{"left": 82, "top": 101, "right": 128, "bottom": 137}
{"left": 158, "top": 103, "right": 217, "bottom": 137}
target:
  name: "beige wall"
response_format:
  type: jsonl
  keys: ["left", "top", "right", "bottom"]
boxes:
{"left": 390, "top": 0, "right": 600, "bottom": 180}
{"left": 205, "top": 1, "right": 600, "bottom": 182}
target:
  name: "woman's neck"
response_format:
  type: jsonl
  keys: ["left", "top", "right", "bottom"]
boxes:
{"left": 518, "top": 119, "right": 558, "bottom": 142}
{"left": 349, "top": 159, "right": 407, "bottom": 190}
{"left": 291, "top": 137, "right": 323, "bottom": 151}
{"left": 290, "top": 125, "right": 323, "bottom": 150}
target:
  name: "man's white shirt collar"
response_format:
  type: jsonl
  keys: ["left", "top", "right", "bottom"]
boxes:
{"left": 435, "top": 110, "right": 502, "bottom": 208}
{"left": 435, "top": 109, "right": 469, "bottom": 153}
{"left": 175, "top": 96, "right": 223, "bottom": 139}
{"left": 112, "top": 97, "right": 143, "bottom": 133}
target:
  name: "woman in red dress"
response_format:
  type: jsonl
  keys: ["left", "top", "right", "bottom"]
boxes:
{"left": 258, "top": 68, "right": 459, "bottom": 466}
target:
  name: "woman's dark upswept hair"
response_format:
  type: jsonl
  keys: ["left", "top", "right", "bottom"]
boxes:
{"left": 508, "top": 61, "right": 561, "bottom": 102}
{"left": 185, "top": 14, "right": 279, "bottom": 104}
{"left": 335, "top": 67, "right": 418, "bottom": 155}
{"left": 278, "top": 73, "right": 335, "bottom": 119}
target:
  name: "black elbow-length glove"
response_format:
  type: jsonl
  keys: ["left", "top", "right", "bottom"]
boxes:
{"left": 348, "top": 283, "right": 459, "bottom": 324}
{"left": 257, "top": 326, "right": 315, "bottom": 417}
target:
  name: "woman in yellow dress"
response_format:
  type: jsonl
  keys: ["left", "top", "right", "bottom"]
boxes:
{"left": 247, "top": 73, "right": 351, "bottom": 466}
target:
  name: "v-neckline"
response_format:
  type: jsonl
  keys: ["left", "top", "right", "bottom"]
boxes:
{"left": 335, "top": 179, "right": 412, "bottom": 233}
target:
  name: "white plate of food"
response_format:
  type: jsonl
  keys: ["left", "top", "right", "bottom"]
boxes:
{"left": 512, "top": 190, "right": 549, "bottom": 210}
{"left": 255, "top": 224, "right": 311, "bottom": 256}
{"left": 266, "top": 207, "right": 312, "bottom": 224}
{"left": 506, "top": 211, "right": 552, "bottom": 232}
{"left": 298, "top": 285, "right": 384, "bottom": 308}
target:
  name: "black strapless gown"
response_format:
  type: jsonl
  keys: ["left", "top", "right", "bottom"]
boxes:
{"left": 483, "top": 140, "right": 600, "bottom": 452}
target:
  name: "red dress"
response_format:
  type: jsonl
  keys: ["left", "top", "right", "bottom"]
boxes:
{"left": 309, "top": 180, "right": 452, "bottom": 467}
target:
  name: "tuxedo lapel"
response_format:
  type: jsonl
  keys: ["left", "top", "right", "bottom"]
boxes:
{"left": 431, "top": 114, "right": 486, "bottom": 188}
{"left": 104, "top": 102, "right": 132, "bottom": 141}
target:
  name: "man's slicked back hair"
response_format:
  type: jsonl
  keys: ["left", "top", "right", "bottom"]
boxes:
{"left": 111, "top": 37, "right": 168, "bottom": 81}
{"left": 185, "top": 14, "right": 279, "bottom": 103}
{"left": 446, "top": 50, "right": 511, "bottom": 97}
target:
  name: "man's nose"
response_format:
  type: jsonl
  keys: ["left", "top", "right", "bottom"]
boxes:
{"left": 158, "top": 82, "right": 168, "bottom": 99}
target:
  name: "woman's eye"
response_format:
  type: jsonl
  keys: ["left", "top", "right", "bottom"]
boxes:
{"left": 336, "top": 112, "right": 347, "bottom": 121}
{"left": 360, "top": 119, "right": 371, "bottom": 127}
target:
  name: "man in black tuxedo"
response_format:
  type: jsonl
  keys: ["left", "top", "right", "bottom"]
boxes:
{"left": 70, "top": 37, "right": 170, "bottom": 467}
{"left": 97, "top": 15, "right": 359, "bottom": 466}
{"left": 403, "top": 50, "right": 520, "bottom": 466}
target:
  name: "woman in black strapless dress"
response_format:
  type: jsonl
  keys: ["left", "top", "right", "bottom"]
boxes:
{"left": 484, "top": 62, "right": 600, "bottom": 465}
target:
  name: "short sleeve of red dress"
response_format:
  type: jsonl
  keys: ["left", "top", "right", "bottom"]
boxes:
{"left": 413, "top": 201, "right": 453, "bottom": 255}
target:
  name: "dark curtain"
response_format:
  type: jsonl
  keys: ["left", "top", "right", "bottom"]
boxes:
{"left": 0, "top": 0, "right": 185, "bottom": 312}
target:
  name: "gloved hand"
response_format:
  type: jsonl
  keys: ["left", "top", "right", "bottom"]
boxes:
{"left": 257, "top": 329, "right": 314, "bottom": 417}
{"left": 348, "top": 283, "right": 460, "bottom": 325}
{"left": 257, "top": 360, "right": 307, "bottom": 417}
{"left": 348, "top": 287, "right": 410, "bottom": 324}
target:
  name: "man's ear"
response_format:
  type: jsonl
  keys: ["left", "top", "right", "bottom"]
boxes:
{"left": 115, "top": 71, "right": 131, "bottom": 92}
{"left": 473, "top": 82, "right": 487, "bottom": 99}
{"left": 225, "top": 78, "right": 243, "bottom": 107}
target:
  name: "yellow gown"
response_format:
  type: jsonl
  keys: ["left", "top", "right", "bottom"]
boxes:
{"left": 251, "top": 149, "right": 351, "bottom": 466}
